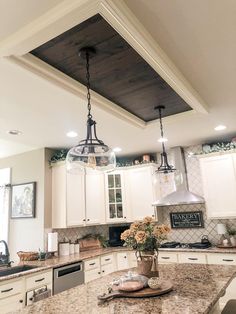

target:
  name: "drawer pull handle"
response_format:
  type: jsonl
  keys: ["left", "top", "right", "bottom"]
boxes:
{"left": 35, "top": 277, "right": 45, "bottom": 282}
{"left": 161, "top": 257, "right": 170, "bottom": 259}
{"left": 89, "top": 262, "right": 96, "bottom": 266}
{"left": 1, "top": 287, "right": 13, "bottom": 293}
{"left": 105, "top": 258, "right": 110, "bottom": 261}
{"left": 188, "top": 258, "right": 198, "bottom": 261}
{"left": 19, "top": 300, "right": 23, "bottom": 303}
{"left": 222, "top": 259, "right": 234, "bottom": 262}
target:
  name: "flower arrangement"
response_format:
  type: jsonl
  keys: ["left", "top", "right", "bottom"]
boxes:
{"left": 120, "top": 216, "right": 170, "bottom": 253}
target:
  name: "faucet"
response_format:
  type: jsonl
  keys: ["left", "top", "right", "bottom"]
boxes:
{"left": 0, "top": 240, "right": 12, "bottom": 267}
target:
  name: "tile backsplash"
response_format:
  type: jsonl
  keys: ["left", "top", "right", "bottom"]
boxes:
{"left": 51, "top": 145, "right": 236, "bottom": 246}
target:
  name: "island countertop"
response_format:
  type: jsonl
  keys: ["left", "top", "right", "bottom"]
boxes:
{"left": 13, "top": 263, "right": 236, "bottom": 314}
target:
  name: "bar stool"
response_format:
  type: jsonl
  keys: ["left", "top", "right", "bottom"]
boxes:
{"left": 222, "top": 300, "right": 236, "bottom": 314}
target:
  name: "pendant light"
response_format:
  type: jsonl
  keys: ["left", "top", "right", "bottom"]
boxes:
{"left": 155, "top": 105, "right": 175, "bottom": 173}
{"left": 66, "top": 47, "right": 116, "bottom": 174}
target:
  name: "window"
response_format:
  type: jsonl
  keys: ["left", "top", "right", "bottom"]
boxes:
{"left": 0, "top": 168, "right": 11, "bottom": 242}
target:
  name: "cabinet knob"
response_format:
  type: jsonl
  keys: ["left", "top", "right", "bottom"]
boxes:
{"left": 102, "top": 270, "right": 105, "bottom": 273}
{"left": 83, "top": 219, "right": 86, "bottom": 221}
{"left": 124, "top": 216, "right": 126, "bottom": 219}
{"left": 124, "top": 256, "right": 127, "bottom": 259}
{"left": 19, "top": 300, "right": 23, "bottom": 303}
{"left": 87, "top": 219, "right": 90, "bottom": 221}
{"left": 98, "top": 271, "right": 101, "bottom": 274}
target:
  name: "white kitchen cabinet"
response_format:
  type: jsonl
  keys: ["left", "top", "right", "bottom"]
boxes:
{"left": 200, "top": 154, "right": 236, "bottom": 218}
{"left": 66, "top": 171, "right": 85, "bottom": 226}
{"left": 85, "top": 171, "right": 105, "bottom": 224}
{"left": 125, "top": 165, "right": 159, "bottom": 221}
{"left": 207, "top": 253, "right": 236, "bottom": 265}
{"left": 0, "top": 293, "right": 24, "bottom": 313}
{"left": 116, "top": 252, "right": 129, "bottom": 270}
{"left": 52, "top": 164, "right": 105, "bottom": 228}
{"left": 105, "top": 170, "right": 128, "bottom": 223}
{"left": 84, "top": 255, "right": 115, "bottom": 283}
{"left": 52, "top": 163, "right": 85, "bottom": 228}
{"left": 52, "top": 163, "right": 67, "bottom": 228}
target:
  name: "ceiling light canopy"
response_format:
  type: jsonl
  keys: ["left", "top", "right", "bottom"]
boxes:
{"left": 214, "top": 125, "right": 226, "bottom": 131}
{"left": 66, "top": 47, "right": 116, "bottom": 174}
{"left": 155, "top": 105, "right": 175, "bottom": 174}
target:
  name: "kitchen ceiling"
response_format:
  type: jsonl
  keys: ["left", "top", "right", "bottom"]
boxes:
{"left": 0, "top": 0, "right": 236, "bottom": 158}
{"left": 30, "top": 14, "right": 191, "bottom": 122}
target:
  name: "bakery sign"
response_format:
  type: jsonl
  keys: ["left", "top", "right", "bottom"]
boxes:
{"left": 170, "top": 211, "right": 204, "bottom": 229}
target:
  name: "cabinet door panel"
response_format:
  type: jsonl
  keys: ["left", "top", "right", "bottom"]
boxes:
{"left": 116, "top": 252, "right": 129, "bottom": 270}
{"left": 200, "top": 155, "right": 236, "bottom": 218}
{"left": 127, "top": 167, "right": 156, "bottom": 221}
{"left": 66, "top": 172, "right": 85, "bottom": 226}
{"left": 85, "top": 172, "right": 105, "bottom": 224}
{"left": 52, "top": 165, "right": 67, "bottom": 228}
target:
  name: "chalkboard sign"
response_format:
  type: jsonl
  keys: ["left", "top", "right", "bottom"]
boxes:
{"left": 170, "top": 211, "right": 204, "bottom": 229}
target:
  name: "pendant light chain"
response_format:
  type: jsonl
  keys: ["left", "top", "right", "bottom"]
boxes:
{"left": 158, "top": 106, "right": 166, "bottom": 154}
{"left": 85, "top": 51, "right": 92, "bottom": 119}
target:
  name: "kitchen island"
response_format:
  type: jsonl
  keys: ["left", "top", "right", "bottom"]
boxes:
{"left": 13, "top": 263, "right": 236, "bottom": 314}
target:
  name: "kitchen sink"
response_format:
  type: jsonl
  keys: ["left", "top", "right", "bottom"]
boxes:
{"left": 0, "top": 265, "right": 38, "bottom": 277}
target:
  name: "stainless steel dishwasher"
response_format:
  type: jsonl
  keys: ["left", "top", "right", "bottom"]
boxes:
{"left": 53, "top": 261, "right": 84, "bottom": 294}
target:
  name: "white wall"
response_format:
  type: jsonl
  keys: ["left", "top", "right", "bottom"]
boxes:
{"left": 0, "top": 148, "right": 47, "bottom": 261}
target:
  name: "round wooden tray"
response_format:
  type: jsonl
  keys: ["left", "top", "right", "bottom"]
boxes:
{"left": 98, "top": 280, "right": 173, "bottom": 301}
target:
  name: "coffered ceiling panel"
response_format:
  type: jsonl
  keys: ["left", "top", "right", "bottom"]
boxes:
{"left": 31, "top": 14, "right": 192, "bottom": 122}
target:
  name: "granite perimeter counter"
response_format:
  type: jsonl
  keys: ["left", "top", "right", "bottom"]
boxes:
{"left": 12, "top": 263, "right": 236, "bottom": 314}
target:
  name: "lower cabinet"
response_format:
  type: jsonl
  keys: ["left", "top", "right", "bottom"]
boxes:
{"left": 84, "top": 254, "right": 115, "bottom": 283}
{"left": 116, "top": 252, "right": 129, "bottom": 270}
{"left": 0, "top": 269, "right": 52, "bottom": 313}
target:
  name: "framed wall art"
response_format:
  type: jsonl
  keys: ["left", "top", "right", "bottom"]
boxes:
{"left": 11, "top": 182, "right": 36, "bottom": 218}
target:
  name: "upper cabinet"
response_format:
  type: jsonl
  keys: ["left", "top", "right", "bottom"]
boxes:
{"left": 125, "top": 166, "right": 159, "bottom": 221}
{"left": 199, "top": 153, "right": 236, "bottom": 219}
{"left": 105, "top": 170, "right": 128, "bottom": 223}
{"left": 52, "top": 163, "right": 161, "bottom": 228}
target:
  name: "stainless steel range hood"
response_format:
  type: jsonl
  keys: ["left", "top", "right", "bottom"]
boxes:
{"left": 153, "top": 147, "right": 204, "bottom": 207}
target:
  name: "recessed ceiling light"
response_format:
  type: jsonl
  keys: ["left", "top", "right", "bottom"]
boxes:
{"left": 7, "top": 130, "right": 22, "bottom": 136}
{"left": 113, "top": 147, "right": 122, "bottom": 153}
{"left": 66, "top": 131, "right": 78, "bottom": 138}
{"left": 214, "top": 125, "right": 226, "bottom": 131}
{"left": 158, "top": 137, "right": 168, "bottom": 143}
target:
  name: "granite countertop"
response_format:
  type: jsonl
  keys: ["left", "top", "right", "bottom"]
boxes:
{"left": 13, "top": 263, "right": 236, "bottom": 314}
{"left": 1, "top": 246, "right": 236, "bottom": 283}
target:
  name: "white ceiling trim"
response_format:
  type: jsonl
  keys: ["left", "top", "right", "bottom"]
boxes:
{"left": 6, "top": 54, "right": 146, "bottom": 128}
{"left": 0, "top": 0, "right": 208, "bottom": 119}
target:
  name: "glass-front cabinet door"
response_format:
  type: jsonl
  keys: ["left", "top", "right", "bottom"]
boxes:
{"left": 106, "top": 171, "right": 127, "bottom": 222}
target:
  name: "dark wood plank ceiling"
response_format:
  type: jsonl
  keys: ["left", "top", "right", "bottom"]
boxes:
{"left": 31, "top": 14, "right": 192, "bottom": 122}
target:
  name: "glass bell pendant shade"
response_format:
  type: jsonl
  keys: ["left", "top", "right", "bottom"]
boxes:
{"left": 66, "top": 117, "right": 116, "bottom": 174}
{"left": 66, "top": 143, "right": 116, "bottom": 174}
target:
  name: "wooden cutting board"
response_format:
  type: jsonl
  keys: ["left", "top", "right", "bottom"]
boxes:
{"left": 97, "top": 280, "right": 173, "bottom": 301}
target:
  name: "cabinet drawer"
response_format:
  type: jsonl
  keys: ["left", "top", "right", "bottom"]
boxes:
{"left": 178, "top": 253, "right": 206, "bottom": 264}
{"left": 0, "top": 293, "right": 24, "bottom": 313}
{"left": 101, "top": 254, "right": 113, "bottom": 266}
{"left": 84, "top": 268, "right": 101, "bottom": 283}
{"left": 0, "top": 279, "right": 23, "bottom": 299}
{"left": 26, "top": 270, "right": 52, "bottom": 290}
{"left": 159, "top": 252, "right": 178, "bottom": 263}
{"left": 207, "top": 253, "right": 236, "bottom": 265}
{"left": 84, "top": 258, "right": 100, "bottom": 271}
